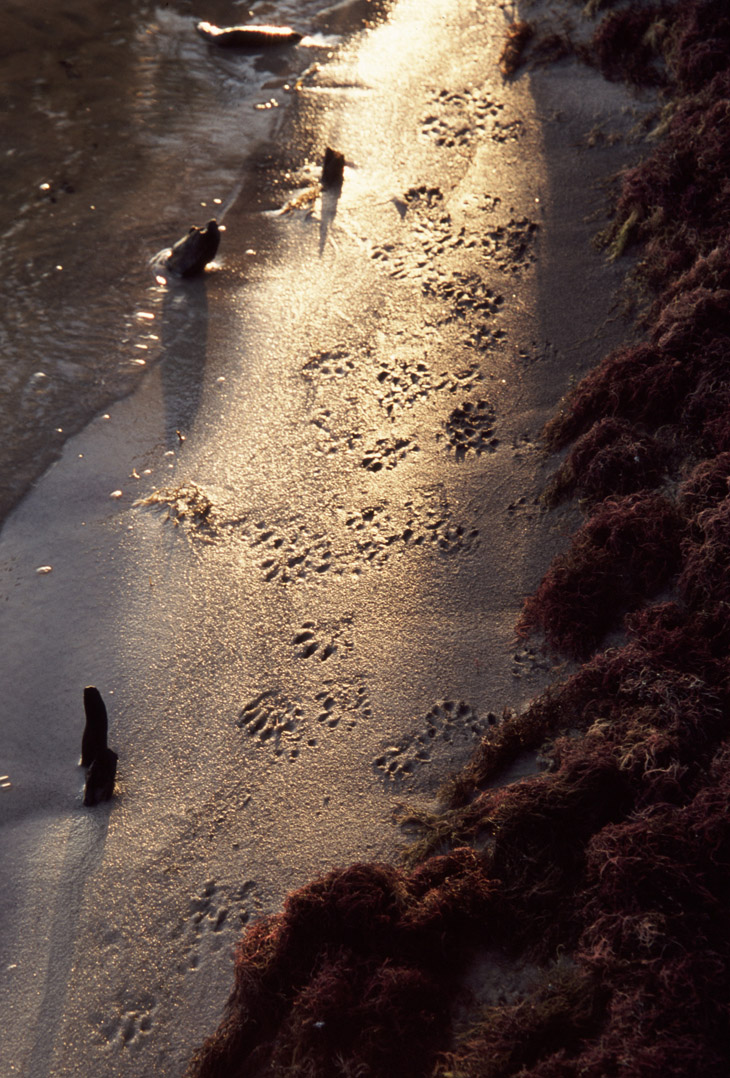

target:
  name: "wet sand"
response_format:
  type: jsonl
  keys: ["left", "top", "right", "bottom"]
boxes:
{"left": 0, "top": 0, "right": 657, "bottom": 1074}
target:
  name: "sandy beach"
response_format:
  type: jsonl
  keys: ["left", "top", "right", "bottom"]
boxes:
{"left": 4, "top": 0, "right": 725, "bottom": 1074}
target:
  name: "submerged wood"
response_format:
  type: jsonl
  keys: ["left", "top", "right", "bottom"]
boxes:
{"left": 81, "top": 685, "right": 108, "bottom": 767}
{"left": 165, "top": 219, "right": 220, "bottom": 277}
{"left": 196, "top": 21, "right": 303, "bottom": 49}
{"left": 321, "top": 146, "right": 345, "bottom": 189}
{"left": 83, "top": 747, "right": 118, "bottom": 807}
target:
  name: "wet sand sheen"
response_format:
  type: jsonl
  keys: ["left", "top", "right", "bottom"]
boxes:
{"left": 0, "top": 0, "right": 647, "bottom": 1074}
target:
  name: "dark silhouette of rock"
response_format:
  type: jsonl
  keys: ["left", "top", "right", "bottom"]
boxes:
{"left": 81, "top": 685, "right": 107, "bottom": 767}
{"left": 321, "top": 146, "right": 345, "bottom": 189}
{"left": 83, "top": 747, "right": 118, "bottom": 807}
{"left": 165, "top": 220, "right": 220, "bottom": 277}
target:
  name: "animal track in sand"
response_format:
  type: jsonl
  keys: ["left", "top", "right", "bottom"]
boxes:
{"left": 515, "top": 340, "right": 560, "bottom": 366}
{"left": 244, "top": 517, "right": 334, "bottom": 582}
{"left": 177, "top": 880, "right": 259, "bottom": 975}
{"left": 236, "top": 678, "right": 369, "bottom": 757}
{"left": 301, "top": 348, "right": 356, "bottom": 382}
{"left": 370, "top": 211, "right": 479, "bottom": 276}
{"left": 375, "top": 354, "right": 483, "bottom": 417}
{"left": 310, "top": 407, "right": 365, "bottom": 458}
{"left": 292, "top": 616, "right": 353, "bottom": 662}
{"left": 423, "top": 270, "right": 505, "bottom": 324}
{"left": 344, "top": 494, "right": 480, "bottom": 570}
{"left": 404, "top": 184, "right": 444, "bottom": 208}
{"left": 369, "top": 216, "right": 478, "bottom": 282}
{"left": 466, "top": 321, "right": 508, "bottom": 351}
{"left": 511, "top": 644, "right": 553, "bottom": 680}
{"left": 237, "top": 690, "right": 305, "bottom": 759}
{"left": 312, "top": 677, "right": 371, "bottom": 733}
{"left": 100, "top": 994, "right": 158, "bottom": 1049}
{"left": 374, "top": 699, "right": 494, "bottom": 782}
{"left": 438, "top": 399, "right": 499, "bottom": 459}
{"left": 482, "top": 217, "right": 539, "bottom": 274}
{"left": 361, "top": 435, "right": 420, "bottom": 472}
{"left": 491, "top": 117, "right": 526, "bottom": 142}
{"left": 505, "top": 494, "right": 545, "bottom": 527}
{"left": 420, "top": 87, "right": 517, "bottom": 149}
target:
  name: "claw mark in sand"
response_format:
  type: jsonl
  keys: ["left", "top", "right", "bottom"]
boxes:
{"left": 374, "top": 700, "right": 495, "bottom": 783}
{"left": 375, "top": 353, "right": 483, "bottom": 417}
{"left": 176, "top": 879, "right": 259, "bottom": 975}
{"left": 291, "top": 617, "right": 353, "bottom": 662}
{"left": 361, "top": 435, "right": 420, "bottom": 472}
{"left": 236, "top": 690, "right": 305, "bottom": 758}
{"left": 439, "top": 399, "right": 499, "bottom": 459}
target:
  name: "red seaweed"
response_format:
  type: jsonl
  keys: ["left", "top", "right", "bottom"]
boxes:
{"left": 544, "top": 416, "right": 666, "bottom": 505}
{"left": 591, "top": 6, "right": 670, "bottom": 87}
{"left": 517, "top": 493, "right": 684, "bottom": 658}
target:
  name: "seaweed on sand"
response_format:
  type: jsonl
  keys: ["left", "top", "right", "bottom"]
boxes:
{"left": 517, "top": 492, "right": 684, "bottom": 658}
{"left": 544, "top": 285, "right": 730, "bottom": 454}
{"left": 436, "top": 747, "right": 730, "bottom": 1078}
{"left": 436, "top": 964, "right": 606, "bottom": 1078}
{"left": 542, "top": 343, "right": 691, "bottom": 452}
{"left": 678, "top": 452, "right": 730, "bottom": 515}
{"left": 602, "top": 70, "right": 730, "bottom": 288}
{"left": 680, "top": 497, "right": 730, "bottom": 607}
{"left": 543, "top": 416, "right": 666, "bottom": 505}
{"left": 185, "top": 853, "right": 495, "bottom": 1078}
{"left": 498, "top": 21, "right": 533, "bottom": 79}
{"left": 590, "top": 5, "right": 670, "bottom": 87}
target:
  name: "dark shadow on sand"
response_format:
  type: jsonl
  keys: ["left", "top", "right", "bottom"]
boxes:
{"left": 25, "top": 807, "right": 112, "bottom": 1077}
{"left": 158, "top": 277, "right": 210, "bottom": 448}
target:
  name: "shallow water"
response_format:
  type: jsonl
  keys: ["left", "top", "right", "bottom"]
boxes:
{"left": 0, "top": 0, "right": 356, "bottom": 524}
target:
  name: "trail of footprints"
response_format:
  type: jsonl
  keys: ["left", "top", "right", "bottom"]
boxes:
{"left": 439, "top": 399, "right": 499, "bottom": 459}
{"left": 374, "top": 354, "right": 483, "bottom": 417}
{"left": 238, "top": 494, "right": 481, "bottom": 583}
{"left": 424, "top": 270, "right": 505, "bottom": 323}
{"left": 177, "top": 879, "right": 260, "bottom": 975}
{"left": 374, "top": 699, "right": 498, "bottom": 782}
{"left": 345, "top": 498, "right": 480, "bottom": 569}
{"left": 100, "top": 995, "right": 158, "bottom": 1050}
{"left": 237, "top": 677, "right": 371, "bottom": 760}
{"left": 303, "top": 345, "right": 484, "bottom": 424}
{"left": 420, "top": 87, "right": 523, "bottom": 149}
